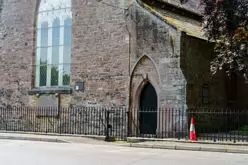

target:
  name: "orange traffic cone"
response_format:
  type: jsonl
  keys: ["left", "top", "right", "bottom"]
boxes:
{"left": 190, "top": 117, "right": 197, "bottom": 142}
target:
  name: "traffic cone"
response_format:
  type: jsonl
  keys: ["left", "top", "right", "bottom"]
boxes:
{"left": 190, "top": 117, "right": 197, "bottom": 142}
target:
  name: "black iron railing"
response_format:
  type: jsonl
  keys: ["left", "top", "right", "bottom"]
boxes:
{"left": 0, "top": 107, "right": 247, "bottom": 142}
{"left": 0, "top": 107, "right": 128, "bottom": 141}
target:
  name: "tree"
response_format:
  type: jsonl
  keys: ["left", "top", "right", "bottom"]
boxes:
{"left": 40, "top": 61, "right": 70, "bottom": 86}
{"left": 201, "top": 0, "right": 248, "bottom": 81}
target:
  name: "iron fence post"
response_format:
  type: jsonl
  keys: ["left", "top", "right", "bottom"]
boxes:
{"left": 105, "top": 110, "right": 110, "bottom": 142}
{"left": 127, "top": 110, "right": 130, "bottom": 137}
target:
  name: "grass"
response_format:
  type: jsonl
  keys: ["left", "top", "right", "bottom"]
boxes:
{"left": 230, "top": 125, "right": 248, "bottom": 136}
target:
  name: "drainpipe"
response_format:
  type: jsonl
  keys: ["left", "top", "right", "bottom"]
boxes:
{"left": 125, "top": 22, "right": 132, "bottom": 137}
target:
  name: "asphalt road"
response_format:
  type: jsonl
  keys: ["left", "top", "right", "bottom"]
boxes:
{"left": 0, "top": 140, "right": 247, "bottom": 165}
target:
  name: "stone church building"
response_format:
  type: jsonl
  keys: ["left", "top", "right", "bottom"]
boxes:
{"left": 0, "top": 0, "right": 248, "bottom": 136}
{"left": 0, "top": 0, "right": 248, "bottom": 113}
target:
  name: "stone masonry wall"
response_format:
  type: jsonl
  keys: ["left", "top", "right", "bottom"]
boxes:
{"left": 0, "top": 0, "right": 36, "bottom": 107}
{"left": 0, "top": 0, "right": 130, "bottom": 137}
{"left": 0, "top": 0, "right": 131, "bottom": 108}
{"left": 70, "top": 0, "right": 130, "bottom": 108}
{"left": 181, "top": 33, "right": 228, "bottom": 107}
{"left": 131, "top": 1, "right": 186, "bottom": 108}
{"left": 181, "top": 33, "right": 248, "bottom": 108}
{"left": 129, "top": 2, "right": 187, "bottom": 137}
{"left": 236, "top": 76, "right": 248, "bottom": 107}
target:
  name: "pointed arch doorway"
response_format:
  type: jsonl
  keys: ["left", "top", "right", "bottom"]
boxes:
{"left": 139, "top": 82, "right": 157, "bottom": 134}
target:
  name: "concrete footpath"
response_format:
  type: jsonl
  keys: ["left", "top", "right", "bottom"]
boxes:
{"left": 0, "top": 132, "right": 247, "bottom": 154}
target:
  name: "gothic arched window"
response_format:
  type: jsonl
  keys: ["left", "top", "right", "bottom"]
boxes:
{"left": 36, "top": 0, "right": 72, "bottom": 87}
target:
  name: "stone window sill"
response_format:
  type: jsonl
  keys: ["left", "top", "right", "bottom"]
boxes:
{"left": 28, "top": 87, "right": 72, "bottom": 95}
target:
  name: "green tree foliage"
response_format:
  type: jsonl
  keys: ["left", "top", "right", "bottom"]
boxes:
{"left": 40, "top": 61, "right": 47, "bottom": 86}
{"left": 40, "top": 61, "right": 70, "bottom": 86}
{"left": 201, "top": 0, "right": 248, "bottom": 81}
{"left": 51, "top": 66, "right": 59, "bottom": 86}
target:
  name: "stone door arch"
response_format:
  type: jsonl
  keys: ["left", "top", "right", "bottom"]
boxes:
{"left": 129, "top": 55, "right": 160, "bottom": 135}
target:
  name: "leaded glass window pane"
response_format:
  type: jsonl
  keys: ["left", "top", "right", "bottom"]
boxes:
{"left": 35, "top": 0, "right": 72, "bottom": 88}
{"left": 51, "top": 18, "right": 60, "bottom": 86}
{"left": 63, "top": 18, "right": 72, "bottom": 86}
